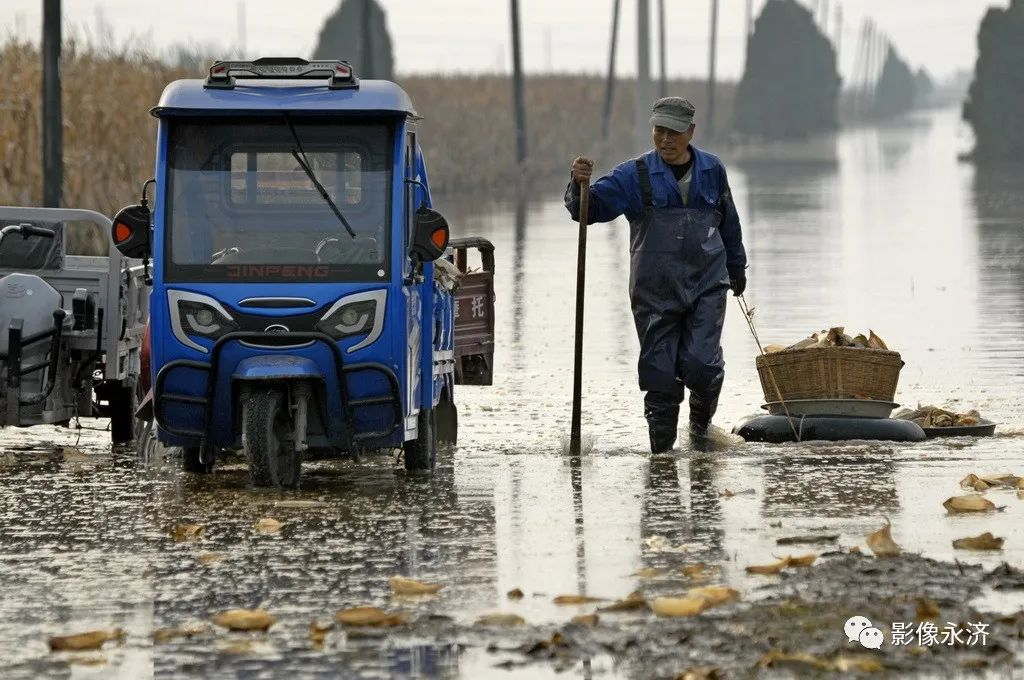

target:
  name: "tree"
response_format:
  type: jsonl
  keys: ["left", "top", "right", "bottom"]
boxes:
{"left": 963, "top": 0, "right": 1024, "bottom": 160}
{"left": 312, "top": 0, "right": 394, "bottom": 81}
{"left": 734, "top": 0, "right": 840, "bottom": 139}
{"left": 874, "top": 47, "right": 915, "bottom": 118}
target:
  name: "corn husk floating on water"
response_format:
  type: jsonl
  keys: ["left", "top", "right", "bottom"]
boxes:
{"left": 894, "top": 405, "right": 985, "bottom": 428}
{"left": 212, "top": 609, "right": 276, "bottom": 632}
{"left": 48, "top": 628, "right": 125, "bottom": 652}
{"left": 765, "top": 327, "right": 891, "bottom": 353}
{"left": 952, "top": 532, "right": 1005, "bottom": 550}
{"left": 943, "top": 495, "right": 999, "bottom": 514}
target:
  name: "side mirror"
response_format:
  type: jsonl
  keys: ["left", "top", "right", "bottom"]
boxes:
{"left": 111, "top": 204, "right": 151, "bottom": 259}
{"left": 410, "top": 206, "right": 450, "bottom": 262}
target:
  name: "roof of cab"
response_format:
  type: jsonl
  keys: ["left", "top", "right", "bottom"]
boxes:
{"left": 151, "top": 78, "right": 417, "bottom": 118}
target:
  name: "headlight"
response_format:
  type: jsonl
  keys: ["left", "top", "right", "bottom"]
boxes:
{"left": 168, "top": 290, "right": 239, "bottom": 353}
{"left": 317, "top": 300, "right": 375, "bottom": 338}
{"left": 180, "top": 300, "right": 236, "bottom": 337}
{"left": 316, "top": 289, "right": 387, "bottom": 352}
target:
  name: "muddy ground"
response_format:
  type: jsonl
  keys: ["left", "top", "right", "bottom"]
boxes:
{"left": 1, "top": 437, "right": 1023, "bottom": 679}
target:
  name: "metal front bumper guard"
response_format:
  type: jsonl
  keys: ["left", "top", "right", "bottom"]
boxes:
{"left": 1, "top": 310, "right": 68, "bottom": 424}
{"left": 153, "top": 330, "right": 403, "bottom": 464}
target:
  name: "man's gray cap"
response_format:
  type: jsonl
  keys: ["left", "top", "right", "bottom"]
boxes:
{"left": 650, "top": 97, "right": 695, "bottom": 132}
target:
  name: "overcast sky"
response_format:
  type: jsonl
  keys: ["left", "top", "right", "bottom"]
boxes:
{"left": 1, "top": 0, "right": 1001, "bottom": 81}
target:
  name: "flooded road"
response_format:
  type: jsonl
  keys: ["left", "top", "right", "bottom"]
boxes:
{"left": 2, "top": 107, "right": 1023, "bottom": 678}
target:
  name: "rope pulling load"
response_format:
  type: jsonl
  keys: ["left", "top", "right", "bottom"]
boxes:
{"left": 735, "top": 295, "right": 802, "bottom": 442}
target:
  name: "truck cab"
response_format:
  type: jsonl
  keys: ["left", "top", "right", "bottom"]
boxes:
{"left": 117, "top": 59, "right": 460, "bottom": 486}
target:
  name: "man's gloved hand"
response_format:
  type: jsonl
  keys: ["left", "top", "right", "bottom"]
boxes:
{"left": 729, "top": 271, "right": 747, "bottom": 297}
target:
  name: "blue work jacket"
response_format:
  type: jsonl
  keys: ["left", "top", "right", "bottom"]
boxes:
{"left": 565, "top": 146, "right": 747, "bottom": 279}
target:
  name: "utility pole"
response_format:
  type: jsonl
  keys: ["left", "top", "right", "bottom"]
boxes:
{"left": 658, "top": 0, "right": 667, "bottom": 98}
{"left": 236, "top": 1, "right": 246, "bottom": 58}
{"left": 42, "top": 0, "right": 62, "bottom": 208}
{"left": 744, "top": 0, "right": 753, "bottom": 72}
{"left": 602, "top": 0, "right": 622, "bottom": 141}
{"left": 852, "top": 21, "right": 867, "bottom": 94}
{"left": 868, "top": 22, "right": 878, "bottom": 93}
{"left": 636, "top": 0, "right": 652, "bottom": 151}
{"left": 706, "top": 0, "right": 719, "bottom": 139}
{"left": 361, "top": 0, "right": 374, "bottom": 77}
{"left": 834, "top": 3, "right": 842, "bottom": 66}
{"left": 510, "top": 0, "right": 527, "bottom": 168}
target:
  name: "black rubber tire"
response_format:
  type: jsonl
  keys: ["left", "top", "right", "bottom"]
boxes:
{"left": 108, "top": 382, "right": 135, "bottom": 444}
{"left": 403, "top": 407, "right": 436, "bottom": 472}
{"left": 132, "top": 380, "right": 148, "bottom": 447}
{"left": 182, "top": 446, "right": 214, "bottom": 474}
{"left": 435, "top": 387, "right": 458, "bottom": 446}
{"left": 733, "top": 414, "right": 927, "bottom": 443}
{"left": 243, "top": 389, "right": 301, "bottom": 488}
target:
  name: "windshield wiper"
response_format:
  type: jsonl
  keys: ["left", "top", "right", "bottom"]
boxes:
{"left": 284, "top": 114, "right": 356, "bottom": 239}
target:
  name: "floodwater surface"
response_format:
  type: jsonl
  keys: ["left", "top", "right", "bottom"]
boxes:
{"left": 1, "top": 107, "right": 1022, "bottom": 678}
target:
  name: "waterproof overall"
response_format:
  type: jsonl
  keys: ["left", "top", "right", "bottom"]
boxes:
{"left": 629, "top": 159, "right": 729, "bottom": 452}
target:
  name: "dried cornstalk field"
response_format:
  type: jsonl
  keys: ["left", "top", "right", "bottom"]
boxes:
{"left": 404, "top": 74, "right": 735, "bottom": 195}
{"left": 1, "top": 40, "right": 734, "bottom": 223}
{"left": 0, "top": 40, "right": 188, "bottom": 215}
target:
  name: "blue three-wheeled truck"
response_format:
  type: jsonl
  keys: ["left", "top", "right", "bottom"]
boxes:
{"left": 114, "top": 59, "right": 488, "bottom": 487}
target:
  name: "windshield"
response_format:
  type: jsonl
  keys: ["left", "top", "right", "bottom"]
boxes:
{"left": 164, "top": 117, "right": 392, "bottom": 283}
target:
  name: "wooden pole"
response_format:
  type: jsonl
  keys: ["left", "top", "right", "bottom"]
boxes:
{"left": 636, "top": 0, "right": 652, "bottom": 151}
{"left": 569, "top": 181, "right": 589, "bottom": 456}
{"left": 706, "top": 0, "right": 719, "bottom": 139}
{"left": 601, "top": 0, "right": 621, "bottom": 141}
{"left": 510, "top": 0, "right": 527, "bottom": 168}
{"left": 42, "top": 0, "right": 62, "bottom": 208}
{"left": 658, "top": 0, "right": 667, "bottom": 98}
{"left": 361, "top": 0, "right": 374, "bottom": 77}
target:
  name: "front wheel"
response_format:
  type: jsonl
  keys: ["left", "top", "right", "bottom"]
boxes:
{"left": 403, "top": 407, "right": 436, "bottom": 472}
{"left": 242, "top": 388, "right": 301, "bottom": 488}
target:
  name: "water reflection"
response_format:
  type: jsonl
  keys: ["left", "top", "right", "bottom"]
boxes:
{"left": 640, "top": 455, "right": 724, "bottom": 563}
{"left": 685, "top": 457, "right": 725, "bottom": 558}
{"left": 511, "top": 198, "right": 528, "bottom": 359}
{"left": 0, "top": 447, "right": 506, "bottom": 678}
{"left": 569, "top": 453, "right": 586, "bottom": 594}
{"left": 760, "top": 449, "right": 899, "bottom": 519}
{"left": 972, "top": 162, "right": 1024, "bottom": 380}
{"left": 730, "top": 137, "right": 841, "bottom": 341}
{"left": 389, "top": 644, "right": 460, "bottom": 678}
{"left": 875, "top": 114, "right": 932, "bottom": 171}
{"left": 640, "top": 455, "right": 685, "bottom": 561}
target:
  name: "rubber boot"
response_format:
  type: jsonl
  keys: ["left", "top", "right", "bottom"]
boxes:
{"left": 688, "top": 383, "right": 722, "bottom": 452}
{"left": 649, "top": 424, "right": 677, "bottom": 454}
{"left": 645, "top": 390, "right": 681, "bottom": 454}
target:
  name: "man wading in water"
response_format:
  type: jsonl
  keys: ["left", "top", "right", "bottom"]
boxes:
{"left": 565, "top": 97, "right": 747, "bottom": 453}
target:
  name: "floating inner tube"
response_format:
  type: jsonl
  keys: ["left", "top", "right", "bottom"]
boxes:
{"left": 733, "top": 414, "right": 927, "bottom": 444}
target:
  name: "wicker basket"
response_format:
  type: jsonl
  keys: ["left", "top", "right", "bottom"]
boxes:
{"left": 755, "top": 346, "right": 904, "bottom": 403}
